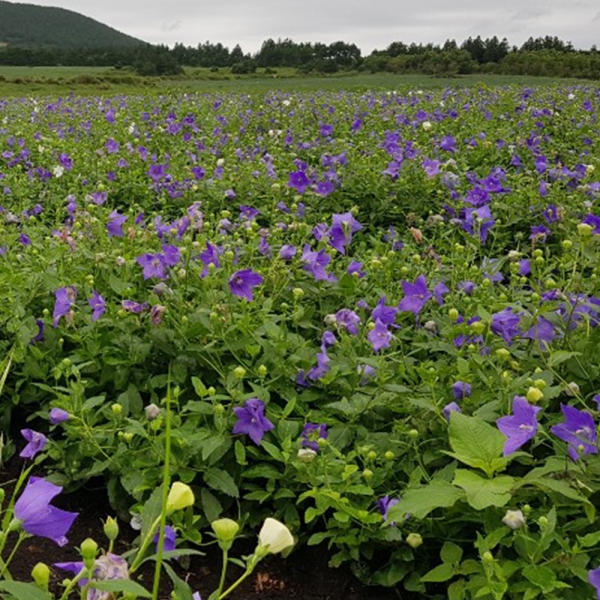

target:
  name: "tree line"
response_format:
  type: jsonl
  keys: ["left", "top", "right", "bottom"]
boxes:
{"left": 0, "top": 35, "right": 599, "bottom": 79}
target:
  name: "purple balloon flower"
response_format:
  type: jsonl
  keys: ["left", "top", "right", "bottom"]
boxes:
{"left": 589, "top": 566, "right": 600, "bottom": 600}
{"left": 377, "top": 496, "right": 400, "bottom": 522}
{"left": 301, "top": 423, "right": 328, "bottom": 452}
{"left": 49, "top": 408, "right": 70, "bottom": 424}
{"left": 334, "top": 309, "right": 361, "bottom": 335}
{"left": 398, "top": 275, "right": 431, "bottom": 315}
{"left": 137, "top": 253, "right": 167, "bottom": 280}
{"left": 89, "top": 291, "right": 106, "bottom": 322}
{"left": 20, "top": 429, "right": 47, "bottom": 459}
{"left": 229, "top": 269, "right": 263, "bottom": 301}
{"left": 232, "top": 398, "right": 274, "bottom": 445}
{"left": 452, "top": 381, "right": 472, "bottom": 400}
{"left": 368, "top": 319, "right": 392, "bottom": 352}
{"left": 327, "top": 212, "right": 363, "bottom": 254}
{"left": 279, "top": 244, "right": 297, "bottom": 260}
{"left": 53, "top": 286, "right": 77, "bottom": 327}
{"left": 301, "top": 245, "right": 334, "bottom": 281}
{"left": 443, "top": 402, "right": 461, "bottom": 421}
{"left": 550, "top": 404, "right": 598, "bottom": 461}
{"left": 107, "top": 210, "right": 127, "bottom": 238}
{"left": 496, "top": 396, "right": 541, "bottom": 455}
{"left": 154, "top": 525, "right": 177, "bottom": 553}
{"left": 491, "top": 307, "right": 522, "bottom": 345}
{"left": 199, "top": 242, "right": 221, "bottom": 277}
{"left": 14, "top": 477, "right": 78, "bottom": 546}
{"left": 371, "top": 296, "right": 397, "bottom": 326}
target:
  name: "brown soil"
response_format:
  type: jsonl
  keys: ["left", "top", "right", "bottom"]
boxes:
{"left": 1, "top": 468, "right": 405, "bottom": 600}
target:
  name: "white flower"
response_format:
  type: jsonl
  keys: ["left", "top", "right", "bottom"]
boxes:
{"left": 502, "top": 509, "right": 525, "bottom": 530}
{"left": 258, "top": 518, "right": 294, "bottom": 554}
{"left": 53, "top": 165, "right": 64, "bottom": 178}
{"left": 297, "top": 448, "right": 317, "bottom": 463}
{"left": 422, "top": 121, "right": 432, "bottom": 131}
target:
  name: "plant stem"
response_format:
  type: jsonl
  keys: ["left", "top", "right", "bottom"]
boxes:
{"left": 216, "top": 548, "right": 229, "bottom": 597}
{"left": 129, "top": 515, "right": 161, "bottom": 574}
{"left": 151, "top": 370, "right": 173, "bottom": 600}
{"left": 218, "top": 554, "right": 260, "bottom": 600}
{"left": 0, "top": 531, "right": 26, "bottom": 578}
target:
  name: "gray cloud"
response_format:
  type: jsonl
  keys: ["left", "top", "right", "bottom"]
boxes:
{"left": 18, "top": 0, "right": 600, "bottom": 53}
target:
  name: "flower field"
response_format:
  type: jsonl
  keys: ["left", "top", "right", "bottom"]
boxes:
{"left": 1, "top": 84, "right": 600, "bottom": 599}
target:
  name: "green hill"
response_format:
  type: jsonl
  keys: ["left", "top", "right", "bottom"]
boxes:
{"left": 0, "top": 1, "right": 146, "bottom": 48}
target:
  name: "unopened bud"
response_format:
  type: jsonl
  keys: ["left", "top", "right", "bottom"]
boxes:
{"left": 297, "top": 448, "right": 317, "bottom": 463}
{"left": 144, "top": 403, "right": 161, "bottom": 420}
{"left": 406, "top": 533, "right": 423, "bottom": 548}
{"left": 111, "top": 404, "right": 122, "bottom": 415}
{"left": 167, "top": 482, "right": 195, "bottom": 512}
{"left": 233, "top": 366, "right": 246, "bottom": 379}
{"left": 502, "top": 509, "right": 525, "bottom": 530}
{"left": 103, "top": 517, "right": 119, "bottom": 541}
{"left": 31, "top": 562, "right": 50, "bottom": 589}
{"left": 211, "top": 518, "right": 240, "bottom": 549}
{"left": 526, "top": 387, "right": 544, "bottom": 403}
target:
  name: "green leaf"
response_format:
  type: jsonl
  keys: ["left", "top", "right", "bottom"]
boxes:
{"left": 234, "top": 440, "right": 247, "bottom": 465}
{"left": 0, "top": 582, "right": 53, "bottom": 600}
{"left": 91, "top": 579, "right": 152, "bottom": 597}
{"left": 421, "top": 562, "right": 455, "bottom": 583}
{"left": 578, "top": 531, "right": 600, "bottom": 548}
{"left": 441, "top": 541, "right": 463, "bottom": 565}
{"left": 453, "top": 470, "right": 514, "bottom": 510}
{"left": 200, "top": 488, "right": 222, "bottom": 522}
{"left": 387, "top": 481, "right": 463, "bottom": 521}
{"left": 162, "top": 561, "right": 194, "bottom": 600}
{"left": 204, "top": 468, "right": 239, "bottom": 497}
{"left": 547, "top": 350, "right": 581, "bottom": 367}
{"left": 448, "top": 412, "right": 506, "bottom": 475}
{"left": 191, "top": 376, "right": 207, "bottom": 397}
{"left": 522, "top": 565, "right": 559, "bottom": 593}
{"left": 140, "top": 487, "right": 163, "bottom": 542}
{"left": 201, "top": 434, "right": 228, "bottom": 462}
{"left": 525, "top": 477, "right": 591, "bottom": 504}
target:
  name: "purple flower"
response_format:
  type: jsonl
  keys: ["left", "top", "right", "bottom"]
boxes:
{"left": 327, "top": 212, "right": 363, "bottom": 254}
{"left": 53, "top": 286, "right": 76, "bottom": 327}
{"left": 398, "top": 275, "right": 431, "bottom": 315}
{"left": 107, "top": 210, "right": 127, "bottom": 238}
{"left": 105, "top": 138, "right": 120, "bottom": 154}
{"left": 334, "top": 309, "right": 361, "bottom": 335}
{"left": 530, "top": 224, "right": 550, "bottom": 242}
{"left": 321, "top": 330, "right": 337, "bottom": 348}
{"left": 443, "top": 402, "right": 461, "bottom": 421}
{"left": 377, "top": 496, "right": 400, "bottom": 521}
{"left": 232, "top": 398, "right": 274, "bottom": 445}
{"left": 368, "top": 319, "right": 392, "bottom": 352}
{"left": 49, "top": 408, "right": 70, "bottom": 424}
{"left": 496, "top": 396, "right": 541, "bottom": 455}
{"left": 301, "top": 423, "right": 328, "bottom": 452}
{"left": 523, "top": 316, "right": 556, "bottom": 349}
{"left": 31, "top": 319, "right": 44, "bottom": 344}
{"left": 161, "top": 244, "right": 181, "bottom": 267}
{"left": 519, "top": 259, "right": 531, "bottom": 276}
{"left": 589, "top": 566, "right": 600, "bottom": 600}
{"left": 308, "top": 349, "right": 330, "bottom": 381}
{"left": 452, "top": 382, "right": 472, "bottom": 400}
{"left": 199, "top": 242, "right": 221, "bottom": 277}
{"left": 19, "top": 233, "right": 31, "bottom": 246}
{"left": 279, "top": 244, "right": 297, "bottom": 260}
{"left": 347, "top": 260, "right": 365, "bottom": 278}
{"left": 122, "top": 300, "right": 148, "bottom": 314}
{"left": 550, "top": 404, "right": 597, "bottom": 461}
{"left": 491, "top": 308, "right": 522, "bottom": 345}
{"left": 582, "top": 214, "right": 600, "bottom": 235}
{"left": 302, "top": 245, "right": 334, "bottom": 281}
{"left": 371, "top": 296, "right": 397, "bottom": 326}
{"left": 229, "top": 269, "right": 263, "bottom": 301}
{"left": 20, "top": 429, "right": 47, "bottom": 459}
{"left": 287, "top": 171, "right": 311, "bottom": 194}
{"left": 154, "top": 525, "right": 177, "bottom": 553}
{"left": 358, "top": 364, "right": 376, "bottom": 385}
{"left": 89, "top": 291, "right": 106, "bottom": 322}
{"left": 433, "top": 282, "right": 450, "bottom": 305}
{"left": 14, "top": 477, "right": 78, "bottom": 546}
{"left": 137, "top": 253, "right": 167, "bottom": 280}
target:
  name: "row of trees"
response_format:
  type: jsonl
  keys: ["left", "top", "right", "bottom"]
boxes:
{"left": 0, "top": 35, "right": 599, "bottom": 78}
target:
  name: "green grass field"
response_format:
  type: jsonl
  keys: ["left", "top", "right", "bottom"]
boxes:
{"left": 0, "top": 65, "right": 594, "bottom": 96}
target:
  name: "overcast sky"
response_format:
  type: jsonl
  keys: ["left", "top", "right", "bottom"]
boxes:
{"left": 22, "top": 0, "right": 600, "bottom": 53}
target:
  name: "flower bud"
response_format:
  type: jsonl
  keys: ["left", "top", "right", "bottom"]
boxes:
{"left": 406, "top": 533, "right": 423, "bottom": 548}
{"left": 144, "top": 403, "right": 161, "bottom": 420}
{"left": 211, "top": 518, "right": 240, "bottom": 548}
{"left": 233, "top": 366, "right": 246, "bottom": 379}
{"left": 103, "top": 517, "right": 119, "bottom": 541}
{"left": 578, "top": 223, "right": 593, "bottom": 237}
{"left": 384, "top": 451, "right": 395, "bottom": 461}
{"left": 533, "top": 379, "right": 546, "bottom": 390}
{"left": 167, "top": 482, "right": 195, "bottom": 512}
{"left": 502, "top": 509, "right": 525, "bottom": 530}
{"left": 448, "top": 308, "right": 459, "bottom": 322}
{"left": 257, "top": 365, "right": 268, "bottom": 378}
{"left": 80, "top": 538, "right": 98, "bottom": 569}
{"left": 292, "top": 288, "right": 304, "bottom": 299}
{"left": 526, "top": 387, "right": 544, "bottom": 403}
{"left": 111, "top": 403, "right": 122, "bottom": 415}
{"left": 123, "top": 432, "right": 133, "bottom": 443}
{"left": 565, "top": 382, "right": 580, "bottom": 396}
{"left": 31, "top": 562, "right": 51, "bottom": 589}
{"left": 297, "top": 448, "right": 317, "bottom": 463}
{"left": 408, "top": 429, "right": 419, "bottom": 439}
{"left": 538, "top": 516, "right": 548, "bottom": 528}
{"left": 257, "top": 518, "right": 294, "bottom": 555}
{"left": 482, "top": 551, "right": 494, "bottom": 564}
{"left": 362, "top": 468, "right": 374, "bottom": 480}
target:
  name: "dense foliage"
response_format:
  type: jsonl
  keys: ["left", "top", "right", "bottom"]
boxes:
{"left": 2, "top": 84, "right": 600, "bottom": 598}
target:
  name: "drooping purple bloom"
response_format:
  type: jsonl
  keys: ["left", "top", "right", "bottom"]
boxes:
{"left": 122, "top": 300, "right": 148, "bottom": 314}
{"left": 334, "top": 309, "right": 361, "bottom": 335}
{"left": 347, "top": 260, "right": 365, "bottom": 278}
{"left": 377, "top": 496, "right": 400, "bottom": 521}
{"left": 523, "top": 316, "right": 556, "bottom": 349}
{"left": 550, "top": 404, "right": 598, "bottom": 461}
{"left": 443, "top": 402, "right": 461, "bottom": 421}
{"left": 49, "top": 408, "right": 70, "bottom": 424}
{"left": 452, "top": 382, "right": 472, "bottom": 400}
{"left": 358, "top": 364, "right": 376, "bottom": 385}
{"left": 14, "top": 477, "right": 78, "bottom": 546}
{"left": 308, "top": 349, "right": 330, "bottom": 381}
{"left": 321, "top": 330, "right": 337, "bottom": 348}
{"left": 301, "top": 423, "right": 328, "bottom": 452}
{"left": 229, "top": 269, "right": 263, "bottom": 301}
{"left": 491, "top": 308, "right": 522, "bottom": 345}
{"left": 530, "top": 224, "right": 550, "bottom": 242}
{"left": 199, "top": 242, "right": 221, "bottom": 277}
{"left": 398, "top": 275, "right": 431, "bottom": 315}
{"left": 519, "top": 259, "right": 531, "bottom": 276}
{"left": 19, "top": 233, "right": 31, "bottom": 246}
{"left": 232, "top": 398, "right": 274, "bottom": 445}
{"left": 20, "top": 429, "right": 47, "bottom": 459}
{"left": 107, "top": 210, "right": 127, "bottom": 238}
{"left": 459, "top": 281, "right": 476, "bottom": 295}
{"left": 368, "top": 319, "right": 392, "bottom": 352}
{"left": 53, "top": 286, "right": 76, "bottom": 327}
{"left": 582, "top": 214, "right": 600, "bottom": 234}
{"left": 88, "top": 291, "right": 106, "bottom": 322}
{"left": 433, "top": 282, "right": 450, "bottom": 305}
{"left": 31, "top": 319, "right": 44, "bottom": 344}
{"left": 496, "top": 396, "right": 541, "bottom": 455}
{"left": 154, "top": 525, "right": 177, "bottom": 553}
